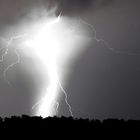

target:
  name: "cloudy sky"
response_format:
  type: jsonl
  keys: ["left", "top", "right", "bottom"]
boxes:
{"left": 0, "top": 0, "right": 140, "bottom": 120}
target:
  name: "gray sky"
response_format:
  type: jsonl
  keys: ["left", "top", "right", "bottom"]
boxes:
{"left": 0, "top": 0, "right": 140, "bottom": 120}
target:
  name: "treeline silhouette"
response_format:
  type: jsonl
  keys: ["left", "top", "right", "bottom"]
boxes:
{"left": 0, "top": 115, "right": 140, "bottom": 137}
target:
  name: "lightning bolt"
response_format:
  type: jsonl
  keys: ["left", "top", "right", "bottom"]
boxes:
{"left": 55, "top": 11, "right": 73, "bottom": 117}
{"left": 0, "top": 34, "right": 27, "bottom": 85}
{"left": 80, "top": 18, "right": 140, "bottom": 56}
{"left": 58, "top": 79, "right": 73, "bottom": 117}
{"left": 0, "top": 12, "right": 139, "bottom": 118}
{"left": 0, "top": 34, "right": 73, "bottom": 117}
{"left": 0, "top": 14, "right": 73, "bottom": 117}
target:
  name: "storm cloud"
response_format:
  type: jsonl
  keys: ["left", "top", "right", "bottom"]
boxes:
{"left": 0, "top": 0, "right": 140, "bottom": 120}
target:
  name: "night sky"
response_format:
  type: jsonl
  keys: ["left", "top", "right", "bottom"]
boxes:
{"left": 0, "top": 0, "right": 140, "bottom": 120}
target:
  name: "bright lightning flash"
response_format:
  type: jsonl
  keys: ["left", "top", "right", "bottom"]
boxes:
{"left": 1, "top": 13, "right": 138, "bottom": 118}
{"left": 0, "top": 13, "right": 88, "bottom": 118}
{"left": 24, "top": 16, "right": 140, "bottom": 118}
{"left": 3, "top": 4, "right": 135, "bottom": 118}
{"left": 24, "top": 16, "right": 74, "bottom": 117}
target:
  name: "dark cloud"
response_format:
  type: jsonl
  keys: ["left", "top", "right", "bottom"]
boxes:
{"left": 57, "top": 0, "right": 113, "bottom": 15}
{"left": 58, "top": 0, "right": 93, "bottom": 10}
{"left": 99, "top": 0, "right": 113, "bottom": 7}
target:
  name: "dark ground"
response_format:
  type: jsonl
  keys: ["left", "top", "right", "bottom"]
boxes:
{"left": 0, "top": 115, "right": 140, "bottom": 138}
